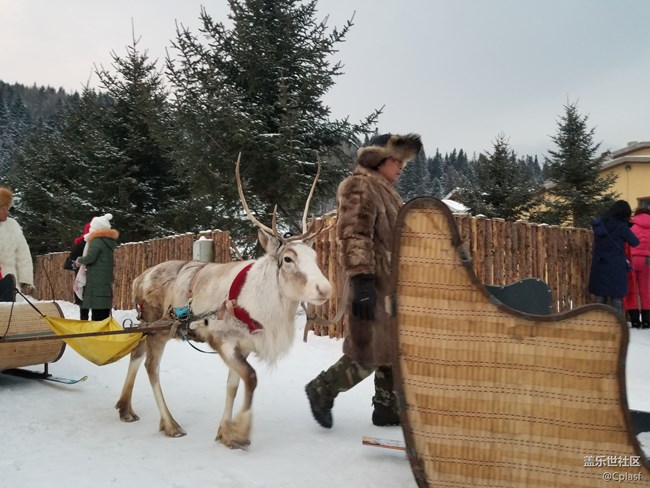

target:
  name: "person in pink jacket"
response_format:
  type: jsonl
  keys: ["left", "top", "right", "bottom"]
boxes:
{"left": 624, "top": 207, "right": 650, "bottom": 328}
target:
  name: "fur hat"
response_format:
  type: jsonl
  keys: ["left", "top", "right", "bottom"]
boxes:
{"left": 0, "top": 187, "right": 13, "bottom": 208}
{"left": 90, "top": 213, "right": 113, "bottom": 231}
{"left": 356, "top": 133, "right": 423, "bottom": 169}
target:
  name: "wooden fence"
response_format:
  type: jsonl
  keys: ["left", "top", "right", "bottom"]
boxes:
{"left": 33, "top": 212, "right": 595, "bottom": 339}
{"left": 34, "top": 230, "right": 231, "bottom": 310}
{"left": 308, "top": 213, "right": 594, "bottom": 338}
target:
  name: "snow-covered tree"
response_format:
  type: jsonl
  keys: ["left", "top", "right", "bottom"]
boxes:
{"left": 166, "top": 0, "right": 379, "bottom": 248}
{"left": 95, "top": 35, "right": 178, "bottom": 242}
{"left": 459, "top": 134, "right": 538, "bottom": 220}
{"left": 530, "top": 102, "right": 617, "bottom": 227}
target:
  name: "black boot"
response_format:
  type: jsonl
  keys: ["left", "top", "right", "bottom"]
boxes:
{"left": 0, "top": 274, "right": 16, "bottom": 302}
{"left": 305, "top": 376, "right": 334, "bottom": 429}
{"left": 628, "top": 309, "right": 641, "bottom": 329}
{"left": 372, "top": 403, "right": 400, "bottom": 426}
{"left": 642, "top": 310, "right": 650, "bottom": 329}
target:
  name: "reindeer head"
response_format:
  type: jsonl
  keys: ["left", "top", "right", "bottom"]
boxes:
{"left": 236, "top": 154, "right": 333, "bottom": 306}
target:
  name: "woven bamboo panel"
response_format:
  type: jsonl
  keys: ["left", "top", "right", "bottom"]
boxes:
{"left": 0, "top": 302, "right": 66, "bottom": 371}
{"left": 391, "top": 197, "right": 649, "bottom": 488}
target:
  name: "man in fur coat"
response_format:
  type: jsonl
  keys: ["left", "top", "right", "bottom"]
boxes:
{"left": 306, "top": 133, "right": 422, "bottom": 428}
{"left": 76, "top": 213, "right": 119, "bottom": 321}
{"left": 0, "top": 187, "right": 35, "bottom": 300}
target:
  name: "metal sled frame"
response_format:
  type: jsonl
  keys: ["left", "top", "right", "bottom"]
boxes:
{"left": 390, "top": 197, "right": 649, "bottom": 488}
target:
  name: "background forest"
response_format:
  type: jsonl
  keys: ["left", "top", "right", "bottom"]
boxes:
{"left": 0, "top": 1, "right": 618, "bottom": 256}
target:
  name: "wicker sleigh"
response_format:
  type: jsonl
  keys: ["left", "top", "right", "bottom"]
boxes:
{"left": 0, "top": 302, "right": 66, "bottom": 371}
{"left": 391, "top": 197, "right": 649, "bottom": 488}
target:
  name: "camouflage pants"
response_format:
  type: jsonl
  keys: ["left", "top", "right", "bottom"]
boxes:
{"left": 310, "top": 354, "right": 396, "bottom": 408}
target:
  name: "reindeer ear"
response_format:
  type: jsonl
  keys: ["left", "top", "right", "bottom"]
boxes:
{"left": 258, "top": 228, "right": 282, "bottom": 254}
{"left": 301, "top": 235, "right": 316, "bottom": 248}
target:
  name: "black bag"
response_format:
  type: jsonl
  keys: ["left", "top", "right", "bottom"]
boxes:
{"left": 63, "top": 254, "right": 75, "bottom": 270}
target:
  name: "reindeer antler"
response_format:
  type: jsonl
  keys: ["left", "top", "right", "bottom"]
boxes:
{"left": 301, "top": 157, "right": 321, "bottom": 234}
{"left": 236, "top": 153, "right": 328, "bottom": 244}
{"left": 235, "top": 153, "right": 279, "bottom": 237}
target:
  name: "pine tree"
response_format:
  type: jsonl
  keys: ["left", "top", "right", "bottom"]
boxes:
{"left": 396, "top": 148, "right": 428, "bottom": 200}
{"left": 166, "top": 0, "right": 379, "bottom": 249}
{"left": 459, "top": 134, "right": 537, "bottom": 220}
{"left": 95, "top": 34, "right": 178, "bottom": 242}
{"left": 531, "top": 102, "right": 617, "bottom": 227}
{"left": 8, "top": 89, "right": 122, "bottom": 254}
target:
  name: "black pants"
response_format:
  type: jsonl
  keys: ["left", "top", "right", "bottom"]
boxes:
{"left": 90, "top": 309, "right": 111, "bottom": 321}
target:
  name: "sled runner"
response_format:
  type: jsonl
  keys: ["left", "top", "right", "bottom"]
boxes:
{"left": 362, "top": 436, "right": 406, "bottom": 451}
{"left": 390, "top": 197, "right": 649, "bottom": 487}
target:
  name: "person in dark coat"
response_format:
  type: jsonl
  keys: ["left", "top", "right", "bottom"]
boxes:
{"left": 66, "top": 222, "right": 91, "bottom": 319}
{"left": 305, "top": 133, "right": 423, "bottom": 429}
{"left": 588, "top": 200, "right": 639, "bottom": 316}
{"left": 76, "top": 213, "right": 119, "bottom": 321}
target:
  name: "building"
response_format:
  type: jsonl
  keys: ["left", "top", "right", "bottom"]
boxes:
{"left": 600, "top": 141, "right": 650, "bottom": 209}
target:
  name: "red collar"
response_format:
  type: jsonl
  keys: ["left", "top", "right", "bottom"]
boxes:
{"left": 228, "top": 263, "right": 263, "bottom": 334}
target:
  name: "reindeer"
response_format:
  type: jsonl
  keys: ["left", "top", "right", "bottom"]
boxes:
{"left": 115, "top": 155, "right": 332, "bottom": 449}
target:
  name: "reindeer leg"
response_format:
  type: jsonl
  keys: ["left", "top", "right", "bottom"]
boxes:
{"left": 115, "top": 340, "right": 146, "bottom": 422}
{"left": 144, "top": 333, "right": 186, "bottom": 438}
{"left": 218, "top": 367, "right": 240, "bottom": 435}
{"left": 213, "top": 342, "right": 256, "bottom": 449}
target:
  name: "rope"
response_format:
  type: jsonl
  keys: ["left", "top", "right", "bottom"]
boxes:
{"left": 1, "top": 299, "right": 15, "bottom": 338}
{"left": 14, "top": 288, "right": 46, "bottom": 317}
{"left": 1, "top": 286, "right": 45, "bottom": 340}
{"left": 302, "top": 275, "right": 350, "bottom": 342}
{"left": 41, "top": 254, "right": 56, "bottom": 302}
{"left": 183, "top": 338, "right": 218, "bottom": 354}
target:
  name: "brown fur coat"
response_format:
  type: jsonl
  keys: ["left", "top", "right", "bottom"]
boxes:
{"left": 337, "top": 165, "right": 403, "bottom": 365}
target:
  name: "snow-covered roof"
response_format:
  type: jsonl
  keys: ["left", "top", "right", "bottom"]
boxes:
{"left": 441, "top": 199, "right": 469, "bottom": 214}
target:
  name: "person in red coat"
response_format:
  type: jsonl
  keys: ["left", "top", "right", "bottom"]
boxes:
{"left": 623, "top": 207, "right": 650, "bottom": 328}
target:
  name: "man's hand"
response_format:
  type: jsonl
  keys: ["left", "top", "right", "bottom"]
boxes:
{"left": 351, "top": 274, "right": 376, "bottom": 321}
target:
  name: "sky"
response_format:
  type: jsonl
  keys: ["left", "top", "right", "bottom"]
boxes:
{"left": 1, "top": 0, "right": 649, "bottom": 159}
{"left": 0, "top": 300, "right": 649, "bottom": 487}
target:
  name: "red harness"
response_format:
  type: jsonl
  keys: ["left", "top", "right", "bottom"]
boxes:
{"left": 228, "top": 263, "right": 263, "bottom": 334}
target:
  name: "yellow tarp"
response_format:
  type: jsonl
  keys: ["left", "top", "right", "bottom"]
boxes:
{"left": 44, "top": 316, "right": 144, "bottom": 366}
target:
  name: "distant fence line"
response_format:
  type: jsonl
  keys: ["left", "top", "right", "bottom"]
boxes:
{"left": 34, "top": 214, "right": 595, "bottom": 339}
{"left": 34, "top": 230, "right": 231, "bottom": 310}
{"left": 307, "top": 213, "right": 594, "bottom": 339}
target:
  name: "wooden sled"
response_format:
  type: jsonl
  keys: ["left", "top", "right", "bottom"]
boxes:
{"left": 0, "top": 301, "right": 66, "bottom": 372}
{"left": 390, "top": 197, "right": 649, "bottom": 488}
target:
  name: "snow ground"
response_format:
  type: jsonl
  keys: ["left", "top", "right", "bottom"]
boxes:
{"left": 1, "top": 301, "right": 648, "bottom": 488}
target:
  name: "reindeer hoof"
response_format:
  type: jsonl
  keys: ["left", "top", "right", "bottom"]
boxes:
{"left": 160, "top": 419, "right": 186, "bottom": 438}
{"left": 227, "top": 441, "right": 250, "bottom": 450}
{"left": 120, "top": 413, "right": 140, "bottom": 422}
{"left": 115, "top": 403, "right": 140, "bottom": 422}
{"left": 216, "top": 424, "right": 250, "bottom": 449}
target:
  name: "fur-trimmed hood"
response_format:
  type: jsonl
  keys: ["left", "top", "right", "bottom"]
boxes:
{"left": 0, "top": 187, "right": 13, "bottom": 208}
{"left": 85, "top": 228, "right": 119, "bottom": 242}
{"left": 356, "top": 133, "right": 422, "bottom": 169}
